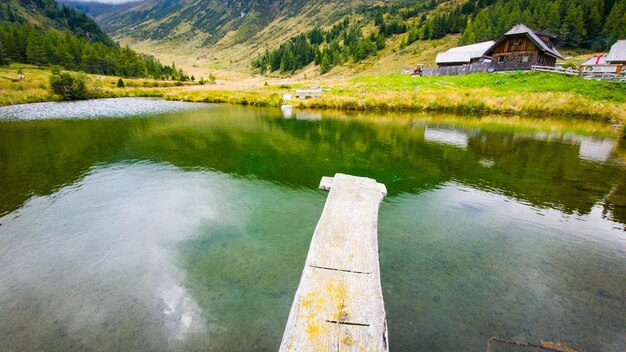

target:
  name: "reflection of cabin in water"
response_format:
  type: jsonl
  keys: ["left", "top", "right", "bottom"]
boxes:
{"left": 483, "top": 24, "right": 564, "bottom": 71}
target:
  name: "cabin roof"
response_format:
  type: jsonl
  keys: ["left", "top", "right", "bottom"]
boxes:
{"left": 485, "top": 24, "right": 564, "bottom": 60}
{"left": 606, "top": 40, "right": 626, "bottom": 62}
{"left": 581, "top": 55, "right": 608, "bottom": 66}
{"left": 435, "top": 40, "right": 495, "bottom": 64}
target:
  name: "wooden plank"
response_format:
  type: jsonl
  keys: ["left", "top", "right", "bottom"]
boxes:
{"left": 280, "top": 173, "right": 389, "bottom": 352}
{"left": 295, "top": 88, "right": 323, "bottom": 98}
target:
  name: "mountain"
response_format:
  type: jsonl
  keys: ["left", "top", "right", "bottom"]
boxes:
{"left": 0, "top": 0, "right": 187, "bottom": 79}
{"left": 76, "top": 0, "right": 369, "bottom": 74}
{"left": 68, "top": 0, "right": 626, "bottom": 76}
{"left": 1, "top": 0, "right": 114, "bottom": 45}
{"left": 57, "top": 0, "right": 138, "bottom": 20}
{"left": 98, "top": 0, "right": 361, "bottom": 45}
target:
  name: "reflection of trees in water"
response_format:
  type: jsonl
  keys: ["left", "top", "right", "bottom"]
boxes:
{"left": 0, "top": 118, "right": 138, "bottom": 216}
{"left": 1, "top": 106, "right": 625, "bottom": 225}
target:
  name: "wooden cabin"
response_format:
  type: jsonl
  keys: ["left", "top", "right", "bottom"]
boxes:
{"left": 483, "top": 24, "right": 564, "bottom": 71}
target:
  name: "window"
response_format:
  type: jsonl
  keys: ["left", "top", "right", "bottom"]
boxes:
{"left": 522, "top": 55, "right": 529, "bottom": 63}
{"left": 498, "top": 56, "right": 506, "bottom": 63}
{"left": 512, "top": 38, "right": 521, "bottom": 46}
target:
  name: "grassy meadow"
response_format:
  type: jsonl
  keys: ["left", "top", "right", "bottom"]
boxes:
{"left": 1, "top": 64, "right": 625, "bottom": 132}
{"left": 164, "top": 71, "right": 626, "bottom": 124}
{"left": 0, "top": 64, "right": 193, "bottom": 106}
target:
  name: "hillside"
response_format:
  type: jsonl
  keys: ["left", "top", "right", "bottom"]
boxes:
{"left": 0, "top": 0, "right": 188, "bottom": 79}
{"left": 1, "top": 0, "right": 113, "bottom": 45}
{"left": 98, "top": 0, "right": 361, "bottom": 45}
{"left": 51, "top": 0, "right": 626, "bottom": 79}
{"left": 84, "top": 0, "right": 370, "bottom": 75}
{"left": 57, "top": 0, "right": 137, "bottom": 20}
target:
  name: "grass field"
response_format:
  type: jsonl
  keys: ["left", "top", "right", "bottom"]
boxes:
{"left": 0, "top": 64, "right": 194, "bottom": 106}
{"left": 2, "top": 64, "right": 625, "bottom": 131}
{"left": 164, "top": 71, "right": 626, "bottom": 123}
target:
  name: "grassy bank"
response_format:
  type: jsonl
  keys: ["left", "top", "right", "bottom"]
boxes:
{"left": 165, "top": 72, "right": 626, "bottom": 123}
{"left": 0, "top": 64, "right": 191, "bottom": 106}
{"left": 2, "top": 65, "right": 625, "bottom": 126}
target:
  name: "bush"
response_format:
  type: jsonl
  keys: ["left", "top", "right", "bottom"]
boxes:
{"left": 117, "top": 78, "right": 125, "bottom": 88}
{"left": 49, "top": 68, "right": 91, "bottom": 100}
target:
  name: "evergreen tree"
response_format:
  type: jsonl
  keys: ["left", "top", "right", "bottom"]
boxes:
{"left": 376, "top": 33, "right": 386, "bottom": 49}
{"left": 320, "top": 52, "right": 331, "bottom": 74}
{"left": 560, "top": 3, "right": 586, "bottom": 47}
{"left": 603, "top": 0, "right": 626, "bottom": 45}
{"left": 0, "top": 22, "right": 184, "bottom": 78}
{"left": 0, "top": 41, "right": 7, "bottom": 66}
{"left": 420, "top": 20, "right": 432, "bottom": 40}
{"left": 543, "top": 3, "right": 561, "bottom": 35}
{"left": 26, "top": 31, "right": 45, "bottom": 66}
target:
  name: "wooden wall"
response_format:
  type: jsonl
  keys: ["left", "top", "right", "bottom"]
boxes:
{"left": 492, "top": 36, "right": 537, "bottom": 54}
{"left": 490, "top": 34, "right": 557, "bottom": 71}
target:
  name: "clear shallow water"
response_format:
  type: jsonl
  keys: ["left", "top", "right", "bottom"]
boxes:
{"left": 0, "top": 97, "right": 204, "bottom": 120}
{"left": 0, "top": 99, "right": 624, "bottom": 351}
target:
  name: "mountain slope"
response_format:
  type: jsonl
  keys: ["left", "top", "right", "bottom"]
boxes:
{"left": 0, "top": 0, "right": 188, "bottom": 79}
{"left": 1, "top": 0, "right": 113, "bottom": 45}
{"left": 57, "top": 0, "right": 138, "bottom": 21}
{"left": 100, "top": 0, "right": 360, "bottom": 45}
{"left": 90, "top": 0, "right": 625, "bottom": 78}
{"left": 88, "top": 0, "right": 371, "bottom": 74}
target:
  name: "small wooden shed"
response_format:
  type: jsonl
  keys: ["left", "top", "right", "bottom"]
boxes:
{"left": 483, "top": 24, "right": 564, "bottom": 71}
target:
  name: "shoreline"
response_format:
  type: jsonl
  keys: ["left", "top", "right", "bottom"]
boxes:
{"left": 1, "top": 66, "right": 625, "bottom": 129}
{"left": 161, "top": 88, "right": 625, "bottom": 122}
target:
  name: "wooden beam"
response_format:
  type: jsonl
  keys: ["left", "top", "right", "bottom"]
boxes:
{"left": 280, "top": 173, "right": 389, "bottom": 352}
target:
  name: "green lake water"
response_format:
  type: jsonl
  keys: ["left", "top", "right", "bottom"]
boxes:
{"left": 0, "top": 99, "right": 624, "bottom": 351}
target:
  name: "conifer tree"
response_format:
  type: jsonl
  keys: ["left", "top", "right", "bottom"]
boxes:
{"left": 603, "top": 0, "right": 626, "bottom": 45}
{"left": 560, "top": 3, "right": 586, "bottom": 47}
{"left": 320, "top": 52, "right": 331, "bottom": 74}
{"left": 26, "top": 31, "right": 45, "bottom": 66}
{"left": 0, "top": 41, "right": 7, "bottom": 66}
{"left": 376, "top": 33, "right": 386, "bottom": 49}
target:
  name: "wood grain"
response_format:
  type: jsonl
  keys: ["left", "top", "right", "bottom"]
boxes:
{"left": 280, "top": 173, "right": 388, "bottom": 352}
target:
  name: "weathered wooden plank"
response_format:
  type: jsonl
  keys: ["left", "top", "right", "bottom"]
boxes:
{"left": 295, "top": 88, "right": 323, "bottom": 98}
{"left": 280, "top": 173, "right": 388, "bottom": 352}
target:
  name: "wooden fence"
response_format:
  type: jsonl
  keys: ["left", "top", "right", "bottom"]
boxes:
{"left": 530, "top": 65, "right": 579, "bottom": 76}
{"left": 532, "top": 65, "right": 626, "bottom": 82}
{"left": 421, "top": 63, "right": 491, "bottom": 77}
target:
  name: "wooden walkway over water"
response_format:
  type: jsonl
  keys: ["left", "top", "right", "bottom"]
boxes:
{"left": 279, "top": 174, "right": 389, "bottom": 352}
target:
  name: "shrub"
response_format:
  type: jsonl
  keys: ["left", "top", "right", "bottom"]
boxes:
{"left": 49, "top": 69, "right": 91, "bottom": 100}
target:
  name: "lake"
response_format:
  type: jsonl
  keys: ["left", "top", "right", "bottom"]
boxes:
{"left": 0, "top": 98, "right": 624, "bottom": 351}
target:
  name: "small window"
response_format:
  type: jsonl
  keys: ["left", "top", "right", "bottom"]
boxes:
{"left": 522, "top": 55, "right": 529, "bottom": 63}
{"left": 498, "top": 56, "right": 506, "bottom": 63}
{"left": 512, "top": 38, "right": 521, "bottom": 46}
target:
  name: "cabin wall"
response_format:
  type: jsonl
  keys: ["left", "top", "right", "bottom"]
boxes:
{"left": 490, "top": 35, "right": 556, "bottom": 71}
{"left": 492, "top": 36, "right": 537, "bottom": 54}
